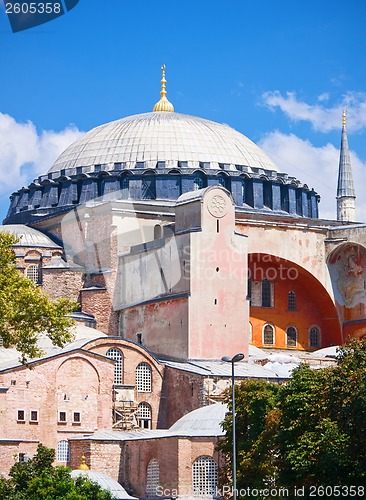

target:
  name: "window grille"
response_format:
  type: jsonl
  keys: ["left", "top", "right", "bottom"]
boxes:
{"left": 263, "top": 324, "right": 274, "bottom": 345}
{"left": 57, "top": 441, "right": 70, "bottom": 462}
{"left": 136, "top": 363, "right": 152, "bottom": 392}
{"left": 192, "top": 456, "right": 218, "bottom": 495}
{"left": 26, "top": 264, "right": 40, "bottom": 284}
{"left": 286, "top": 326, "right": 297, "bottom": 347}
{"left": 146, "top": 458, "right": 160, "bottom": 497}
{"left": 137, "top": 402, "right": 152, "bottom": 429}
{"left": 261, "top": 279, "right": 272, "bottom": 307}
{"left": 106, "top": 348, "right": 123, "bottom": 384}
{"left": 193, "top": 176, "right": 204, "bottom": 190}
{"left": 309, "top": 326, "right": 320, "bottom": 348}
{"left": 288, "top": 291, "right": 296, "bottom": 311}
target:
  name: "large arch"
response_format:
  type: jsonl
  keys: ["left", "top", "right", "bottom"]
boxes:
{"left": 248, "top": 253, "right": 341, "bottom": 349}
{"left": 328, "top": 243, "right": 366, "bottom": 340}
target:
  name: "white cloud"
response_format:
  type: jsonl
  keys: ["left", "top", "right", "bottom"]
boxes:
{"left": 259, "top": 131, "right": 366, "bottom": 223}
{"left": 0, "top": 112, "right": 83, "bottom": 197}
{"left": 262, "top": 91, "right": 366, "bottom": 133}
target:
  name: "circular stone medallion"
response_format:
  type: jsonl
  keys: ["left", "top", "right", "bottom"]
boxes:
{"left": 207, "top": 193, "right": 228, "bottom": 218}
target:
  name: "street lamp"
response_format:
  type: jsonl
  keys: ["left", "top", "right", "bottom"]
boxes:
{"left": 221, "top": 353, "right": 245, "bottom": 500}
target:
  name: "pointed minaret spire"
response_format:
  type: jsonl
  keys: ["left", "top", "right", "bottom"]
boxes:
{"left": 337, "top": 110, "right": 356, "bottom": 222}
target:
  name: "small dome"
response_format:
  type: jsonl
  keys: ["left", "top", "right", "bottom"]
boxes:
{"left": 70, "top": 470, "right": 137, "bottom": 500}
{"left": 49, "top": 112, "right": 277, "bottom": 173}
{"left": 0, "top": 225, "right": 61, "bottom": 249}
{"left": 169, "top": 403, "right": 228, "bottom": 435}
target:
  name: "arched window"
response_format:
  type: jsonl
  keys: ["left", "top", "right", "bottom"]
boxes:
{"left": 137, "top": 402, "right": 152, "bottom": 429}
{"left": 261, "top": 279, "right": 272, "bottom": 307}
{"left": 121, "top": 177, "right": 129, "bottom": 200}
{"left": 146, "top": 458, "right": 160, "bottom": 497}
{"left": 248, "top": 322, "right": 253, "bottom": 344}
{"left": 193, "top": 175, "right": 204, "bottom": 191}
{"left": 56, "top": 440, "right": 69, "bottom": 463}
{"left": 309, "top": 326, "right": 320, "bottom": 348}
{"left": 26, "top": 264, "right": 41, "bottom": 284}
{"left": 154, "top": 224, "right": 163, "bottom": 240}
{"left": 286, "top": 326, "right": 297, "bottom": 347}
{"left": 288, "top": 291, "right": 296, "bottom": 311}
{"left": 106, "top": 348, "right": 123, "bottom": 384}
{"left": 192, "top": 456, "right": 218, "bottom": 495}
{"left": 136, "top": 362, "right": 152, "bottom": 392}
{"left": 263, "top": 324, "right": 274, "bottom": 345}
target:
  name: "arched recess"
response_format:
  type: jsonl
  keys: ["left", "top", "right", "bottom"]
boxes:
{"left": 249, "top": 253, "right": 341, "bottom": 349}
{"left": 327, "top": 243, "right": 366, "bottom": 340}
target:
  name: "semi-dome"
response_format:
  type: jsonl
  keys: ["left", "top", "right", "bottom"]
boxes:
{"left": 50, "top": 112, "right": 278, "bottom": 174}
{"left": 0, "top": 224, "right": 61, "bottom": 248}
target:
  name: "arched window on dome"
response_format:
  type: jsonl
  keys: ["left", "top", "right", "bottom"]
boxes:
{"left": 120, "top": 176, "right": 130, "bottom": 200}
{"left": 137, "top": 402, "right": 152, "bottom": 429}
{"left": 280, "top": 184, "right": 289, "bottom": 212}
{"left": 26, "top": 264, "right": 41, "bottom": 285}
{"left": 142, "top": 175, "right": 156, "bottom": 200}
{"left": 57, "top": 440, "right": 70, "bottom": 463}
{"left": 146, "top": 459, "right": 160, "bottom": 497}
{"left": 309, "top": 326, "right": 321, "bottom": 348}
{"left": 243, "top": 178, "right": 254, "bottom": 207}
{"left": 286, "top": 326, "right": 297, "bottom": 347}
{"left": 106, "top": 348, "right": 123, "bottom": 384}
{"left": 217, "top": 174, "right": 229, "bottom": 190}
{"left": 193, "top": 174, "right": 205, "bottom": 191}
{"left": 263, "top": 323, "right": 275, "bottom": 345}
{"left": 192, "top": 456, "right": 218, "bottom": 495}
{"left": 136, "top": 362, "right": 152, "bottom": 392}
{"left": 263, "top": 182, "right": 273, "bottom": 209}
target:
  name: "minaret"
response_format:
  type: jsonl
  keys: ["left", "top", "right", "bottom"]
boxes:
{"left": 337, "top": 110, "right": 356, "bottom": 222}
{"left": 153, "top": 65, "right": 174, "bottom": 112}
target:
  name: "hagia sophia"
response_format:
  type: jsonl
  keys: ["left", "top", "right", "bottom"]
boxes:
{"left": 0, "top": 66, "right": 365, "bottom": 497}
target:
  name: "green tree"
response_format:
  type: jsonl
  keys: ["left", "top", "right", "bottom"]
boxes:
{"left": 218, "top": 379, "right": 280, "bottom": 490}
{"left": 219, "top": 340, "right": 366, "bottom": 497}
{"left": 0, "top": 444, "right": 115, "bottom": 499}
{"left": 0, "top": 231, "right": 77, "bottom": 363}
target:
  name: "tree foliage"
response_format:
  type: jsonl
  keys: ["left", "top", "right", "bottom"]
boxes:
{"left": 0, "top": 444, "right": 115, "bottom": 499}
{"left": 0, "top": 231, "right": 77, "bottom": 363}
{"left": 218, "top": 339, "right": 366, "bottom": 496}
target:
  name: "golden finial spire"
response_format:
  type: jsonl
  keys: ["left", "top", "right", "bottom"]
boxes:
{"left": 153, "top": 65, "right": 174, "bottom": 112}
{"left": 342, "top": 109, "right": 347, "bottom": 127}
{"left": 78, "top": 454, "right": 89, "bottom": 470}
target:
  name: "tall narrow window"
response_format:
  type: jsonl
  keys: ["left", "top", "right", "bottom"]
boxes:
{"left": 137, "top": 402, "right": 152, "bottom": 429}
{"left": 106, "top": 348, "right": 123, "bottom": 384}
{"left": 136, "top": 362, "right": 152, "bottom": 392}
{"left": 26, "top": 264, "right": 41, "bottom": 284}
{"left": 288, "top": 291, "right": 296, "bottom": 311}
{"left": 57, "top": 440, "right": 70, "bottom": 463}
{"left": 286, "top": 326, "right": 297, "bottom": 347}
{"left": 146, "top": 459, "right": 160, "bottom": 497}
{"left": 261, "top": 279, "right": 272, "bottom": 307}
{"left": 263, "top": 324, "right": 274, "bottom": 345}
{"left": 192, "top": 456, "right": 218, "bottom": 495}
{"left": 309, "top": 326, "right": 320, "bottom": 348}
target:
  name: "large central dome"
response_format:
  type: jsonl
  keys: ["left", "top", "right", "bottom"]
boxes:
{"left": 49, "top": 112, "right": 278, "bottom": 173}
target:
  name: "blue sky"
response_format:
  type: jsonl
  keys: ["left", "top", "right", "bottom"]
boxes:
{"left": 1, "top": 0, "right": 366, "bottom": 221}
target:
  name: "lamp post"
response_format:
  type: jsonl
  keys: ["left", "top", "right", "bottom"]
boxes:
{"left": 221, "top": 353, "right": 245, "bottom": 500}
